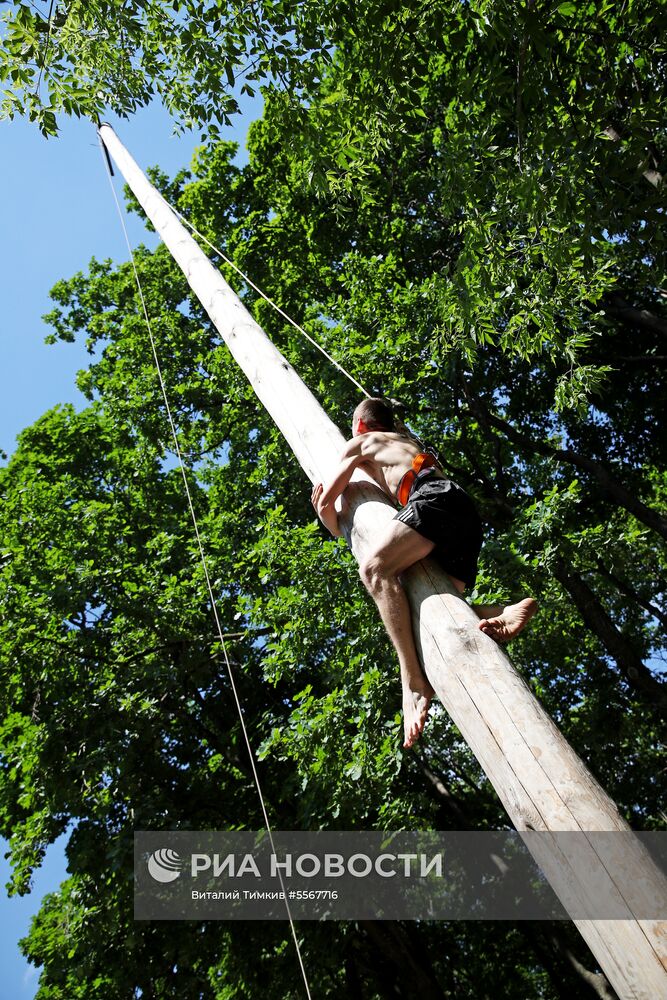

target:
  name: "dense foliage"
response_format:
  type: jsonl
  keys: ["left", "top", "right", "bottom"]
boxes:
{"left": 1, "top": 1, "right": 665, "bottom": 997}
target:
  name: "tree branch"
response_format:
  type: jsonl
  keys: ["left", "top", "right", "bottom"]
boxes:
{"left": 593, "top": 557, "right": 667, "bottom": 633}
{"left": 464, "top": 399, "right": 667, "bottom": 541}
{"left": 552, "top": 557, "right": 667, "bottom": 709}
{"left": 602, "top": 293, "right": 667, "bottom": 338}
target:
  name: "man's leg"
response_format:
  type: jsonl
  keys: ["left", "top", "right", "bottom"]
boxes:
{"left": 358, "top": 520, "right": 437, "bottom": 749}
{"left": 474, "top": 599, "right": 538, "bottom": 642}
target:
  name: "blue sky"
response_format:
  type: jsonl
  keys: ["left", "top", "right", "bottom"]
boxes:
{"left": 1, "top": 99, "right": 255, "bottom": 456}
{"left": 1, "top": 97, "right": 259, "bottom": 997}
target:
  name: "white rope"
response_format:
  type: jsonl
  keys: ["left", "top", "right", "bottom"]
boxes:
{"left": 169, "top": 201, "right": 372, "bottom": 398}
{"left": 99, "top": 136, "right": 313, "bottom": 1000}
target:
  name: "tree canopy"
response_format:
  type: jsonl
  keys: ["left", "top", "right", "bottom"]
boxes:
{"left": 1, "top": 1, "right": 666, "bottom": 997}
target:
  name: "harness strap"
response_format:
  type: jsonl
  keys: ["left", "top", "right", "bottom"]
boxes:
{"left": 397, "top": 452, "right": 438, "bottom": 507}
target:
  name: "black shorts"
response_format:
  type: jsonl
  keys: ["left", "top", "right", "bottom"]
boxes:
{"left": 394, "top": 475, "right": 483, "bottom": 588}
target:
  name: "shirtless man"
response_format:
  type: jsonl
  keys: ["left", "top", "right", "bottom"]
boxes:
{"left": 311, "top": 397, "right": 537, "bottom": 749}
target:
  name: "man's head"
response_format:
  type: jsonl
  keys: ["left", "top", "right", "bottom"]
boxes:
{"left": 352, "top": 397, "right": 395, "bottom": 436}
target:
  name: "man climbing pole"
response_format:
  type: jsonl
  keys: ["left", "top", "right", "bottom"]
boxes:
{"left": 311, "top": 398, "right": 538, "bottom": 749}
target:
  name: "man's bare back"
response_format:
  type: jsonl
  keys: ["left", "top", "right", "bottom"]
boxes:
{"left": 344, "top": 430, "right": 442, "bottom": 500}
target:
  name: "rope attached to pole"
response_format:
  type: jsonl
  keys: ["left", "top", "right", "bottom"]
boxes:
{"left": 169, "top": 200, "right": 371, "bottom": 398}
{"left": 98, "top": 130, "right": 313, "bottom": 1000}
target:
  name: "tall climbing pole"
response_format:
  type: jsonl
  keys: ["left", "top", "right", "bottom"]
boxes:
{"left": 99, "top": 124, "right": 666, "bottom": 1000}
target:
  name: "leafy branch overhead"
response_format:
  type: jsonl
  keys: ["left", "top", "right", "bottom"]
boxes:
{"left": 3, "top": 1, "right": 665, "bottom": 396}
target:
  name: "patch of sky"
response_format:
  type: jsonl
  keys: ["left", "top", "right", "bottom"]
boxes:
{"left": 0, "top": 831, "right": 71, "bottom": 1000}
{"left": 2, "top": 87, "right": 261, "bottom": 463}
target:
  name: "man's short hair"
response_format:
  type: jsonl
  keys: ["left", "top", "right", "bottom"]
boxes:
{"left": 353, "top": 397, "right": 395, "bottom": 430}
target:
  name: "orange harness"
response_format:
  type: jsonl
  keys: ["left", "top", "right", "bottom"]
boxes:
{"left": 397, "top": 452, "right": 438, "bottom": 507}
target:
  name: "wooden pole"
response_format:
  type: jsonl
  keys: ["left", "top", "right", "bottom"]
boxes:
{"left": 99, "top": 124, "right": 666, "bottom": 1000}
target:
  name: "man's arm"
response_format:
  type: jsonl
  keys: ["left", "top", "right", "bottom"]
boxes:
{"left": 311, "top": 439, "right": 366, "bottom": 537}
{"left": 320, "top": 441, "right": 366, "bottom": 506}
{"left": 311, "top": 483, "right": 343, "bottom": 537}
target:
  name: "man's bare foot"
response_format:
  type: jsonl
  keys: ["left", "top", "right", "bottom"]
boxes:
{"left": 402, "top": 677, "right": 434, "bottom": 749}
{"left": 477, "top": 597, "right": 538, "bottom": 643}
